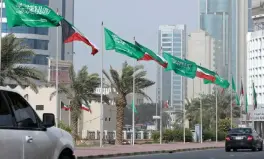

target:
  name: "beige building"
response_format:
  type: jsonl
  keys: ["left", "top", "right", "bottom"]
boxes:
{"left": 237, "top": 0, "right": 250, "bottom": 95}
{"left": 187, "top": 30, "right": 215, "bottom": 99}
{"left": 95, "top": 87, "right": 144, "bottom": 105}
{"left": 79, "top": 102, "right": 117, "bottom": 133}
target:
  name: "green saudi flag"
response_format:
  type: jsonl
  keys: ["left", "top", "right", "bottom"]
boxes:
{"left": 232, "top": 77, "right": 240, "bottom": 106}
{"left": 253, "top": 82, "right": 257, "bottom": 110}
{"left": 5, "top": 0, "right": 63, "bottom": 27}
{"left": 131, "top": 100, "right": 137, "bottom": 113}
{"left": 162, "top": 52, "right": 197, "bottom": 78}
{"left": 104, "top": 28, "right": 145, "bottom": 60}
{"left": 245, "top": 93, "right": 248, "bottom": 113}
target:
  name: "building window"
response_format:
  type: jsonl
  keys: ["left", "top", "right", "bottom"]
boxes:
{"left": 162, "top": 43, "right": 172, "bottom": 46}
{"left": 173, "top": 48, "right": 181, "bottom": 51}
{"left": 173, "top": 34, "right": 181, "bottom": 37}
{"left": 105, "top": 117, "right": 107, "bottom": 121}
{"left": 2, "top": 8, "right": 5, "bottom": 17}
{"left": 162, "top": 38, "right": 171, "bottom": 42}
{"left": 21, "top": 39, "right": 49, "bottom": 50}
{"left": 173, "top": 43, "right": 181, "bottom": 47}
{"left": 33, "top": 54, "right": 49, "bottom": 65}
{"left": 163, "top": 48, "right": 172, "bottom": 51}
{"left": 109, "top": 118, "right": 111, "bottom": 121}
{"left": 28, "top": 0, "right": 49, "bottom": 5}
{"left": 2, "top": 23, "right": 49, "bottom": 35}
{"left": 36, "top": 105, "right": 44, "bottom": 110}
{"left": 173, "top": 85, "right": 181, "bottom": 89}
{"left": 162, "top": 34, "right": 172, "bottom": 37}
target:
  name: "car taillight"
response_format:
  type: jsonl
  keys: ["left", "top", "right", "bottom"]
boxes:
{"left": 225, "top": 137, "right": 231, "bottom": 141}
{"left": 247, "top": 136, "right": 253, "bottom": 141}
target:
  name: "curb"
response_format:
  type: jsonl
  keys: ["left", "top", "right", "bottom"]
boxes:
{"left": 77, "top": 146, "right": 223, "bottom": 159}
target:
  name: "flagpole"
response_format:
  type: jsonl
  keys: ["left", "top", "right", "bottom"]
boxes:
{"left": 159, "top": 47, "right": 163, "bottom": 145}
{"left": 155, "top": 73, "right": 158, "bottom": 130}
{"left": 69, "top": 109, "right": 71, "bottom": 127}
{"left": 240, "top": 77, "right": 243, "bottom": 125}
{"left": 215, "top": 86, "right": 218, "bottom": 143}
{"left": 100, "top": 22, "right": 104, "bottom": 148}
{"left": 199, "top": 63, "right": 202, "bottom": 143}
{"left": 55, "top": 9, "right": 60, "bottom": 127}
{"left": 183, "top": 83, "right": 186, "bottom": 144}
{"left": 132, "top": 59, "right": 135, "bottom": 146}
{"left": 132, "top": 37, "right": 136, "bottom": 146}
{"left": 59, "top": 100, "right": 62, "bottom": 122}
{"left": 230, "top": 74, "right": 233, "bottom": 129}
{"left": 0, "top": 0, "right": 3, "bottom": 76}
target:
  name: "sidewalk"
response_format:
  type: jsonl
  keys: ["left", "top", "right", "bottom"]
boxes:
{"left": 75, "top": 142, "right": 224, "bottom": 159}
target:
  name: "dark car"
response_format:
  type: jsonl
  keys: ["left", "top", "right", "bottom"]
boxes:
{"left": 225, "top": 127, "right": 263, "bottom": 152}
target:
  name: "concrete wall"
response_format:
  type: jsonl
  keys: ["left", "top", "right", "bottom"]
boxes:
{"left": 80, "top": 102, "right": 117, "bottom": 132}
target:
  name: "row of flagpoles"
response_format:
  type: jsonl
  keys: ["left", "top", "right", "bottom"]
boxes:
{"left": 1, "top": 0, "right": 259, "bottom": 147}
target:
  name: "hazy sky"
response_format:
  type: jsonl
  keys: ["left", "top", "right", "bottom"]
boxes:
{"left": 73, "top": 0, "right": 198, "bottom": 101}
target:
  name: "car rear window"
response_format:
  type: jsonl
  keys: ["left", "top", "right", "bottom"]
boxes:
{"left": 229, "top": 128, "right": 252, "bottom": 134}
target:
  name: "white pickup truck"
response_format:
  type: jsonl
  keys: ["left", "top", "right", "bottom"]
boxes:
{"left": 0, "top": 87, "right": 75, "bottom": 159}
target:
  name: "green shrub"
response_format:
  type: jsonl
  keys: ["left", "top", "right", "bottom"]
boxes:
{"left": 167, "top": 128, "right": 192, "bottom": 142}
{"left": 203, "top": 129, "right": 214, "bottom": 141}
{"left": 151, "top": 128, "right": 193, "bottom": 143}
{"left": 163, "top": 129, "right": 174, "bottom": 142}
{"left": 151, "top": 131, "right": 160, "bottom": 142}
{"left": 204, "top": 129, "right": 226, "bottom": 141}
{"left": 218, "top": 131, "right": 227, "bottom": 141}
{"left": 218, "top": 118, "right": 231, "bottom": 132}
{"left": 58, "top": 121, "right": 72, "bottom": 133}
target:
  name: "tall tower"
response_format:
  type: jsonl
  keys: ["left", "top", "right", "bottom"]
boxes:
{"left": 199, "top": 0, "right": 230, "bottom": 80}
{"left": 199, "top": 0, "right": 251, "bottom": 92}
{"left": 157, "top": 25, "right": 187, "bottom": 128}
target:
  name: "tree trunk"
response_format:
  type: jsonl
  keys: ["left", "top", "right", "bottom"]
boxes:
{"left": 71, "top": 109, "right": 80, "bottom": 143}
{"left": 115, "top": 95, "right": 126, "bottom": 145}
{"left": 72, "top": 115, "right": 78, "bottom": 142}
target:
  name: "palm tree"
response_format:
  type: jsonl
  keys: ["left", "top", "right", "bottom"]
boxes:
{"left": 50, "top": 65, "right": 109, "bottom": 140}
{"left": 184, "top": 89, "right": 240, "bottom": 130}
{"left": 103, "top": 62, "right": 155, "bottom": 145}
{"left": 0, "top": 34, "right": 45, "bottom": 92}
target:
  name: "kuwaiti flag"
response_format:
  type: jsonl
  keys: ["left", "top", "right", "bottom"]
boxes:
{"left": 61, "top": 18, "right": 99, "bottom": 55}
{"left": 61, "top": 101, "right": 71, "bottom": 111}
{"left": 164, "top": 100, "right": 169, "bottom": 108}
{"left": 135, "top": 41, "right": 168, "bottom": 68}
{"left": 196, "top": 65, "right": 216, "bottom": 82}
{"left": 81, "top": 103, "right": 92, "bottom": 113}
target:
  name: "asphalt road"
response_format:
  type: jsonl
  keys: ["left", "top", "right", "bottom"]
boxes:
{"left": 110, "top": 148, "right": 264, "bottom": 159}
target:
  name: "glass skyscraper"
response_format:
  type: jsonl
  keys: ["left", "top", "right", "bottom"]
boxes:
{"left": 200, "top": 0, "right": 229, "bottom": 80}
{"left": 199, "top": 0, "right": 252, "bottom": 84}
{"left": 157, "top": 25, "right": 186, "bottom": 127}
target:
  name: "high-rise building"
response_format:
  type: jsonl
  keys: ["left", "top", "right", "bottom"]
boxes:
{"left": 199, "top": 0, "right": 229, "bottom": 80}
{"left": 187, "top": 30, "right": 215, "bottom": 99}
{"left": 1, "top": 0, "right": 74, "bottom": 75}
{"left": 199, "top": 0, "right": 251, "bottom": 91}
{"left": 157, "top": 25, "right": 187, "bottom": 127}
{"left": 244, "top": 0, "right": 264, "bottom": 125}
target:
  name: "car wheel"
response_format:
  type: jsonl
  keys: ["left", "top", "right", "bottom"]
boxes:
{"left": 225, "top": 147, "right": 231, "bottom": 152}
{"left": 252, "top": 147, "right": 257, "bottom": 152}
{"left": 259, "top": 143, "right": 263, "bottom": 151}
{"left": 59, "top": 155, "right": 73, "bottom": 159}
{"left": 233, "top": 149, "right": 237, "bottom": 152}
